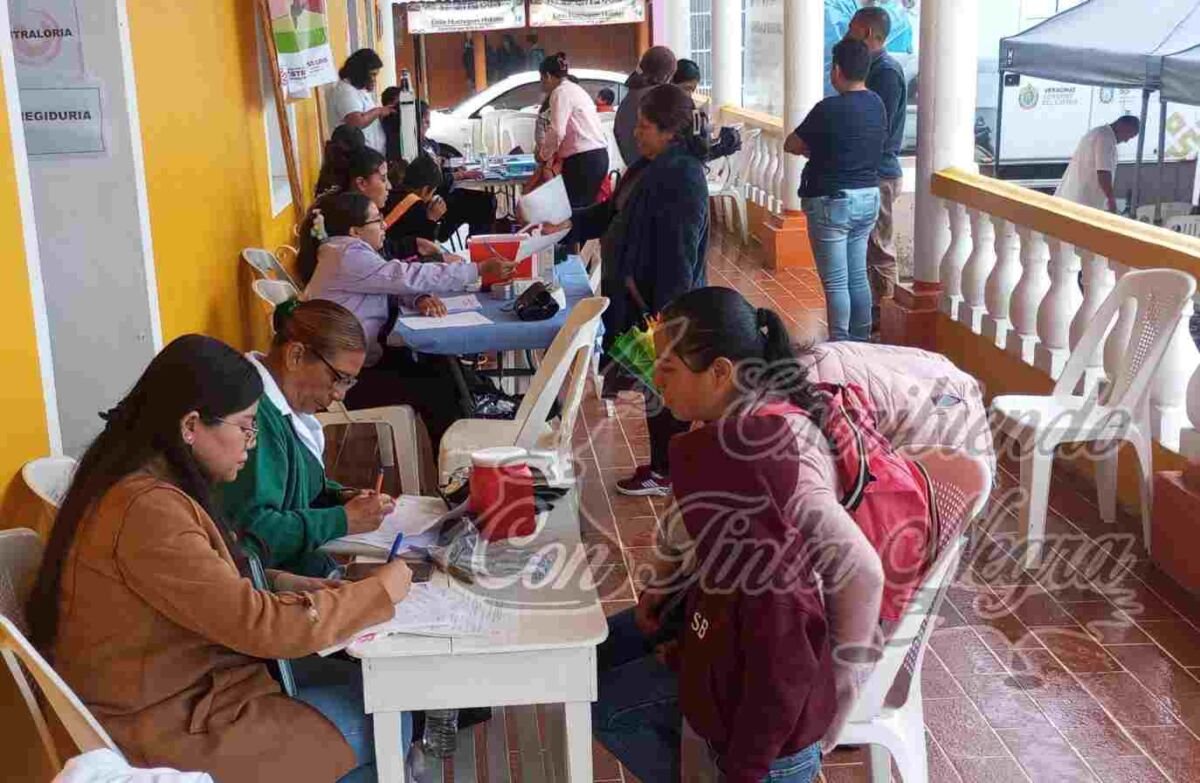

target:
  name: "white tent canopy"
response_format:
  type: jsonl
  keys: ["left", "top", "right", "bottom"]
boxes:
{"left": 1163, "top": 45, "right": 1200, "bottom": 104}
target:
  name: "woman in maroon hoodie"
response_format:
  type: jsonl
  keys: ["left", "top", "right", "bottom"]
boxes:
{"left": 593, "top": 287, "right": 887, "bottom": 782}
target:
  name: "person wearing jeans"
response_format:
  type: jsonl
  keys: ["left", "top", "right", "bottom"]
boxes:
{"left": 786, "top": 38, "right": 886, "bottom": 342}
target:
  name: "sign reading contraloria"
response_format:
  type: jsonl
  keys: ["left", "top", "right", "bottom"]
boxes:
{"left": 407, "top": 0, "right": 526, "bottom": 34}
{"left": 528, "top": 0, "right": 645, "bottom": 28}
{"left": 9, "top": 0, "right": 84, "bottom": 82}
{"left": 267, "top": 0, "right": 337, "bottom": 99}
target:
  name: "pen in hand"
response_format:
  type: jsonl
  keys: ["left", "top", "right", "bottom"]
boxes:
{"left": 386, "top": 532, "right": 405, "bottom": 564}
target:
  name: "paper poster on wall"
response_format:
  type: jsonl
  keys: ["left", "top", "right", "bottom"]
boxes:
{"left": 8, "top": 0, "right": 84, "bottom": 84}
{"left": 407, "top": 0, "right": 526, "bottom": 34}
{"left": 19, "top": 86, "right": 104, "bottom": 155}
{"left": 529, "top": 0, "right": 645, "bottom": 28}
{"left": 267, "top": 0, "right": 337, "bottom": 99}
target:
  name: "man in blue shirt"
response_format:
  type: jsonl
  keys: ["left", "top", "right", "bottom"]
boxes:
{"left": 848, "top": 6, "right": 907, "bottom": 330}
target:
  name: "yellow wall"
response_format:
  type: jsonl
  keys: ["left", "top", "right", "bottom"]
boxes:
{"left": 125, "top": 0, "right": 345, "bottom": 351}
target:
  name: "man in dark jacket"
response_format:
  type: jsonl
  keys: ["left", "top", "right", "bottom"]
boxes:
{"left": 614, "top": 46, "right": 677, "bottom": 167}
{"left": 849, "top": 7, "right": 907, "bottom": 329}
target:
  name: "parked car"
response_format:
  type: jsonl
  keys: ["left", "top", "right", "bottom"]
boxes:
{"left": 426, "top": 68, "right": 629, "bottom": 156}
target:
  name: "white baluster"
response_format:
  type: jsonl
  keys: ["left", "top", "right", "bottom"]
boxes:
{"left": 938, "top": 203, "right": 972, "bottom": 318}
{"left": 1005, "top": 228, "right": 1050, "bottom": 364}
{"left": 1034, "top": 239, "right": 1083, "bottom": 379}
{"left": 749, "top": 135, "right": 767, "bottom": 206}
{"left": 957, "top": 208, "right": 995, "bottom": 332}
{"left": 1151, "top": 283, "right": 1200, "bottom": 451}
{"left": 772, "top": 139, "right": 786, "bottom": 213}
{"left": 1182, "top": 294, "right": 1200, "bottom": 460}
{"left": 983, "top": 217, "right": 1022, "bottom": 349}
{"left": 1103, "top": 263, "right": 1135, "bottom": 398}
{"left": 1069, "top": 252, "right": 1115, "bottom": 396}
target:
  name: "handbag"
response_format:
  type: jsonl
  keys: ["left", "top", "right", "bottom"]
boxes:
{"left": 514, "top": 282, "right": 561, "bottom": 322}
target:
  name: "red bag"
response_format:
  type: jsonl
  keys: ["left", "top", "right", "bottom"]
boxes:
{"left": 759, "top": 383, "right": 939, "bottom": 622}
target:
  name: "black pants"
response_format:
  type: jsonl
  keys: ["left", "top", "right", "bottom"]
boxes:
{"left": 438, "top": 187, "right": 497, "bottom": 241}
{"left": 644, "top": 385, "right": 691, "bottom": 475}
{"left": 562, "top": 148, "right": 610, "bottom": 208}
{"left": 343, "top": 347, "right": 466, "bottom": 451}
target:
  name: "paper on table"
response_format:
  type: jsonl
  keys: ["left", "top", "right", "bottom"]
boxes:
{"left": 331, "top": 495, "right": 448, "bottom": 551}
{"left": 399, "top": 293, "right": 482, "bottom": 317}
{"left": 518, "top": 175, "right": 571, "bottom": 225}
{"left": 397, "top": 311, "right": 493, "bottom": 330}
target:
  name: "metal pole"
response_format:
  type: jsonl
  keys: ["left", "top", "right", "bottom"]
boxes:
{"left": 419, "top": 34, "right": 430, "bottom": 103}
{"left": 1132, "top": 88, "right": 1151, "bottom": 216}
{"left": 1156, "top": 96, "right": 1168, "bottom": 224}
{"left": 993, "top": 71, "right": 1006, "bottom": 179}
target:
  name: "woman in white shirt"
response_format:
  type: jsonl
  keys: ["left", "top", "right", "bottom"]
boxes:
{"left": 328, "top": 48, "right": 394, "bottom": 155}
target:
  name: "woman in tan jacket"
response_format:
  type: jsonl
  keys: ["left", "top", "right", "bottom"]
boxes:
{"left": 25, "top": 334, "right": 413, "bottom": 783}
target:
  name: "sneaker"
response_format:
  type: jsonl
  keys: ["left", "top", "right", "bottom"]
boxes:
{"left": 615, "top": 466, "right": 672, "bottom": 497}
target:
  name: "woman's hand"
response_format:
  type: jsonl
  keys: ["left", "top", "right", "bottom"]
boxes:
{"left": 417, "top": 295, "right": 448, "bottom": 317}
{"left": 634, "top": 588, "right": 669, "bottom": 637}
{"left": 541, "top": 219, "right": 572, "bottom": 236}
{"left": 270, "top": 571, "right": 340, "bottom": 593}
{"left": 344, "top": 492, "right": 393, "bottom": 534}
{"left": 427, "top": 195, "right": 448, "bottom": 223}
{"left": 478, "top": 257, "right": 518, "bottom": 281}
{"left": 376, "top": 559, "right": 414, "bottom": 603}
{"left": 416, "top": 237, "right": 442, "bottom": 256}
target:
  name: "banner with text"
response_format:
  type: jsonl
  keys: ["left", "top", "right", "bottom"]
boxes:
{"left": 268, "top": 0, "right": 337, "bottom": 99}
{"left": 529, "top": 0, "right": 645, "bottom": 28}
{"left": 407, "top": 0, "right": 526, "bottom": 34}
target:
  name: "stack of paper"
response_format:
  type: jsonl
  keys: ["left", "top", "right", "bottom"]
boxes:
{"left": 399, "top": 294, "right": 482, "bottom": 317}
{"left": 397, "top": 311, "right": 493, "bottom": 330}
{"left": 331, "top": 495, "right": 448, "bottom": 552}
{"left": 320, "top": 584, "right": 506, "bottom": 655}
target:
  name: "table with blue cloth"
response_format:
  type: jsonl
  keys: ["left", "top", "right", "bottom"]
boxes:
{"left": 386, "top": 256, "right": 595, "bottom": 356}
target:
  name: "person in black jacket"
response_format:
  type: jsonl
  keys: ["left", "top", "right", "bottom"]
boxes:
{"left": 546, "top": 84, "right": 709, "bottom": 497}
{"left": 382, "top": 154, "right": 447, "bottom": 251}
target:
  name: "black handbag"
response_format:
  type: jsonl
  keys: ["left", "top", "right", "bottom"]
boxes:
{"left": 514, "top": 282, "right": 560, "bottom": 322}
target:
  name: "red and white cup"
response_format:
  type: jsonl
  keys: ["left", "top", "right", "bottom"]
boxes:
{"left": 468, "top": 447, "right": 536, "bottom": 542}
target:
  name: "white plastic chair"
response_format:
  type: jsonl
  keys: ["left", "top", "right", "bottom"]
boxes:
{"left": 252, "top": 279, "right": 301, "bottom": 308}
{"left": 0, "top": 529, "right": 120, "bottom": 771}
{"left": 438, "top": 297, "right": 610, "bottom": 484}
{"left": 498, "top": 112, "right": 538, "bottom": 155}
{"left": 241, "top": 248, "right": 300, "bottom": 289}
{"left": 317, "top": 402, "right": 435, "bottom": 497}
{"left": 22, "top": 457, "right": 77, "bottom": 509}
{"left": 707, "top": 127, "right": 762, "bottom": 245}
{"left": 480, "top": 109, "right": 517, "bottom": 156}
{"left": 1136, "top": 202, "right": 1193, "bottom": 223}
{"left": 991, "top": 268, "right": 1196, "bottom": 567}
{"left": 600, "top": 114, "right": 625, "bottom": 173}
{"left": 1166, "top": 214, "right": 1200, "bottom": 237}
{"left": 835, "top": 447, "right": 992, "bottom": 783}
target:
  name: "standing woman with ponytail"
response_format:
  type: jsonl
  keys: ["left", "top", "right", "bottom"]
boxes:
{"left": 27, "top": 335, "right": 414, "bottom": 782}
{"left": 544, "top": 83, "right": 709, "bottom": 496}
{"left": 535, "top": 53, "right": 609, "bottom": 207}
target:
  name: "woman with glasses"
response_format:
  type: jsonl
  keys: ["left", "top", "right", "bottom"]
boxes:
{"left": 26, "top": 333, "right": 415, "bottom": 782}
{"left": 220, "top": 299, "right": 395, "bottom": 577}
{"left": 303, "top": 191, "right": 515, "bottom": 447}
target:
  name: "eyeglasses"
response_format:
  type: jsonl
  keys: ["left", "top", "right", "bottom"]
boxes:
{"left": 308, "top": 346, "right": 359, "bottom": 391}
{"left": 216, "top": 418, "right": 259, "bottom": 447}
{"left": 359, "top": 217, "right": 385, "bottom": 229}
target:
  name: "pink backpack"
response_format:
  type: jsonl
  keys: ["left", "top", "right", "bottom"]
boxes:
{"left": 758, "top": 383, "right": 940, "bottom": 622}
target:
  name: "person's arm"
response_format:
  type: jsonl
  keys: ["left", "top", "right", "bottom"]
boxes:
{"left": 785, "top": 102, "right": 823, "bottom": 157}
{"left": 871, "top": 69, "right": 906, "bottom": 128}
{"left": 1098, "top": 170, "right": 1117, "bottom": 212}
{"left": 538, "top": 88, "right": 569, "bottom": 164}
{"left": 784, "top": 132, "right": 810, "bottom": 157}
{"left": 1098, "top": 132, "right": 1119, "bottom": 212}
{"left": 116, "top": 487, "right": 394, "bottom": 660}
{"left": 220, "top": 410, "right": 348, "bottom": 568}
{"left": 330, "top": 84, "right": 393, "bottom": 130}
{"left": 337, "top": 241, "right": 478, "bottom": 297}
{"left": 341, "top": 105, "right": 394, "bottom": 129}
{"left": 647, "top": 168, "right": 709, "bottom": 312}
{"left": 561, "top": 198, "right": 617, "bottom": 244}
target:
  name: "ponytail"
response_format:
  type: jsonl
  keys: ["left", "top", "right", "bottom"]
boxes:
{"left": 639, "top": 84, "right": 710, "bottom": 162}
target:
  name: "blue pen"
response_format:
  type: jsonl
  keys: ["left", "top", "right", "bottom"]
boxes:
{"left": 386, "top": 532, "right": 405, "bottom": 564}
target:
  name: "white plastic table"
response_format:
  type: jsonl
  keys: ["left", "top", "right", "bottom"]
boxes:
{"left": 347, "top": 492, "right": 608, "bottom": 782}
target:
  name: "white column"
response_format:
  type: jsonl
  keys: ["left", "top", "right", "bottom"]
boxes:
{"left": 664, "top": 0, "right": 692, "bottom": 61}
{"left": 710, "top": 0, "right": 743, "bottom": 113}
{"left": 377, "top": 0, "right": 397, "bottom": 90}
{"left": 1034, "top": 240, "right": 1083, "bottom": 379}
{"left": 913, "top": 0, "right": 980, "bottom": 284}
{"left": 781, "top": 0, "right": 824, "bottom": 213}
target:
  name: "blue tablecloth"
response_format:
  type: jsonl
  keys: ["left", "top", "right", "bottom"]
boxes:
{"left": 387, "top": 257, "right": 595, "bottom": 356}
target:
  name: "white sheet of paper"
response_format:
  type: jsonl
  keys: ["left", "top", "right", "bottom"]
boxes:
{"left": 399, "top": 293, "right": 482, "bottom": 317}
{"left": 397, "top": 311, "right": 493, "bottom": 330}
{"left": 518, "top": 175, "right": 572, "bottom": 225}
{"left": 331, "top": 495, "right": 448, "bottom": 552}
{"left": 516, "top": 229, "right": 569, "bottom": 260}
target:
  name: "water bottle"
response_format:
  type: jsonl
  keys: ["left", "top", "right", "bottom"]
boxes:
{"left": 421, "top": 708, "right": 459, "bottom": 758}
{"left": 397, "top": 69, "right": 418, "bottom": 162}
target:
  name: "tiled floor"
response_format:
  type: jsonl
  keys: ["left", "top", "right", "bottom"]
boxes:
{"left": 388, "top": 231, "right": 1200, "bottom": 782}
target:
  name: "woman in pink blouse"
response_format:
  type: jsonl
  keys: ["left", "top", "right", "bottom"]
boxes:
{"left": 535, "top": 53, "right": 610, "bottom": 207}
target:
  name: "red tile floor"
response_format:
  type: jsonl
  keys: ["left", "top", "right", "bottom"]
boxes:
{"left": 428, "top": 232, "right": 1200, "bottom": 782}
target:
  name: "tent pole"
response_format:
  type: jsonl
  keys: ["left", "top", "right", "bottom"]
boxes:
{"left": 1132, "top": 88, "right": 1151, "bottom": 216}
{"left": 1156, "top": 96, "right": 1168, "bottom": 224}
{"left": 993, "top": 71, "right": 1005, "bottom": 179}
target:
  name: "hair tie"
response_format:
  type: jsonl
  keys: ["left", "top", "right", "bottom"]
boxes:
{"left": 309, "top": 209, "right": 328, "bottom": 242}
{"left": 756, "top": 307, "right": 770, "bottom": 337}
{"left": 275, "top": 298, "right": 301, "bottom": 328}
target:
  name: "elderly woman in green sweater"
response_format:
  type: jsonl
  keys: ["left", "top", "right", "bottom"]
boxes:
{"left": 220, "top": 299, "right": 393, "bottom": 576}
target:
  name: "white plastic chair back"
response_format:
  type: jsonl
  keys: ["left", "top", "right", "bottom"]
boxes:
{"left": 480, "top": 109, "right": 517, "bottom": 156}
{"left": 600, "top": 116, "right": 625, "bottom": 173}
{"left": 0, "top": 614, "right": 119, "bottom": 771}
{"left": 512, "top": 298, "right": 609, "bottom": 451}
{"left": 1165, "top": 215, "right": 1200, "bottom": 237}
{"left": 1053, "top": 269, "right": 1195, "bottom": 411}
{"left": 729, "top": 127, "right": 762, "bottom": 192}
{"left": 0, "top": 528, "right": 42, "bottom": 633}
{"left": 22, "top": 457, "right": 77, "bottom": 509}
{"left": 252, "top": 279, "right": 301, "bottom": 308}
{"left": 1136, "top": 202, "right": 1193, "bottom": 223}
{"left": 498, "top": 112, "right": 537, "bottom": 155}
{"left": 316, "top": 404, "right": 435, "bottom": 496}
{"left": 241, "top": 248, "right": 300, "bottom": 289}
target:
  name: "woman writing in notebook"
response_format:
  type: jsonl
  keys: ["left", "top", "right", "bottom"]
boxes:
{"left": 220, "top": 299, "right": 396, "bottom": 577}
{"left": 26, "top": 334, "right": 413, "bottom": 783}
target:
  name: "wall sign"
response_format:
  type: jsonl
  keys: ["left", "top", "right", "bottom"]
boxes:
{"left": 407, "top": 0, "right": 526, "bottom": 34}
{"left": 529, "top": 0, "right": 645, "bottom": 28}
{"left": 9, "top": 0, "right": 84, "bottom": 83}
{"left": 19, "top": 86, "right": 103, "bottom": 155}
{"left": 267, "top": 0, "right": 337, "bottom": 99}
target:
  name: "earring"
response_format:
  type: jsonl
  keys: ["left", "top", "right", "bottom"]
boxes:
{"left": 184, "top": 434, "right": 194, "bottom": 445}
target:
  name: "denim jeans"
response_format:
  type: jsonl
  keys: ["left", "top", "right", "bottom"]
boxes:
{"left": 292, "top": 655, "right": 413, "bottom": 783}
{"left": 593, "top": 610, "right": 821, "bottom": 783}
{"left": 802, "top": 187, "right": 881, "bottom": 342}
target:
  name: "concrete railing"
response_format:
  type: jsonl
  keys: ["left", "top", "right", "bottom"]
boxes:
{"left": 717, "top": 105, "right": 787, "bottom": 215}
{"left": 932, "top": 167, "right": 1200, "bottom": 456}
